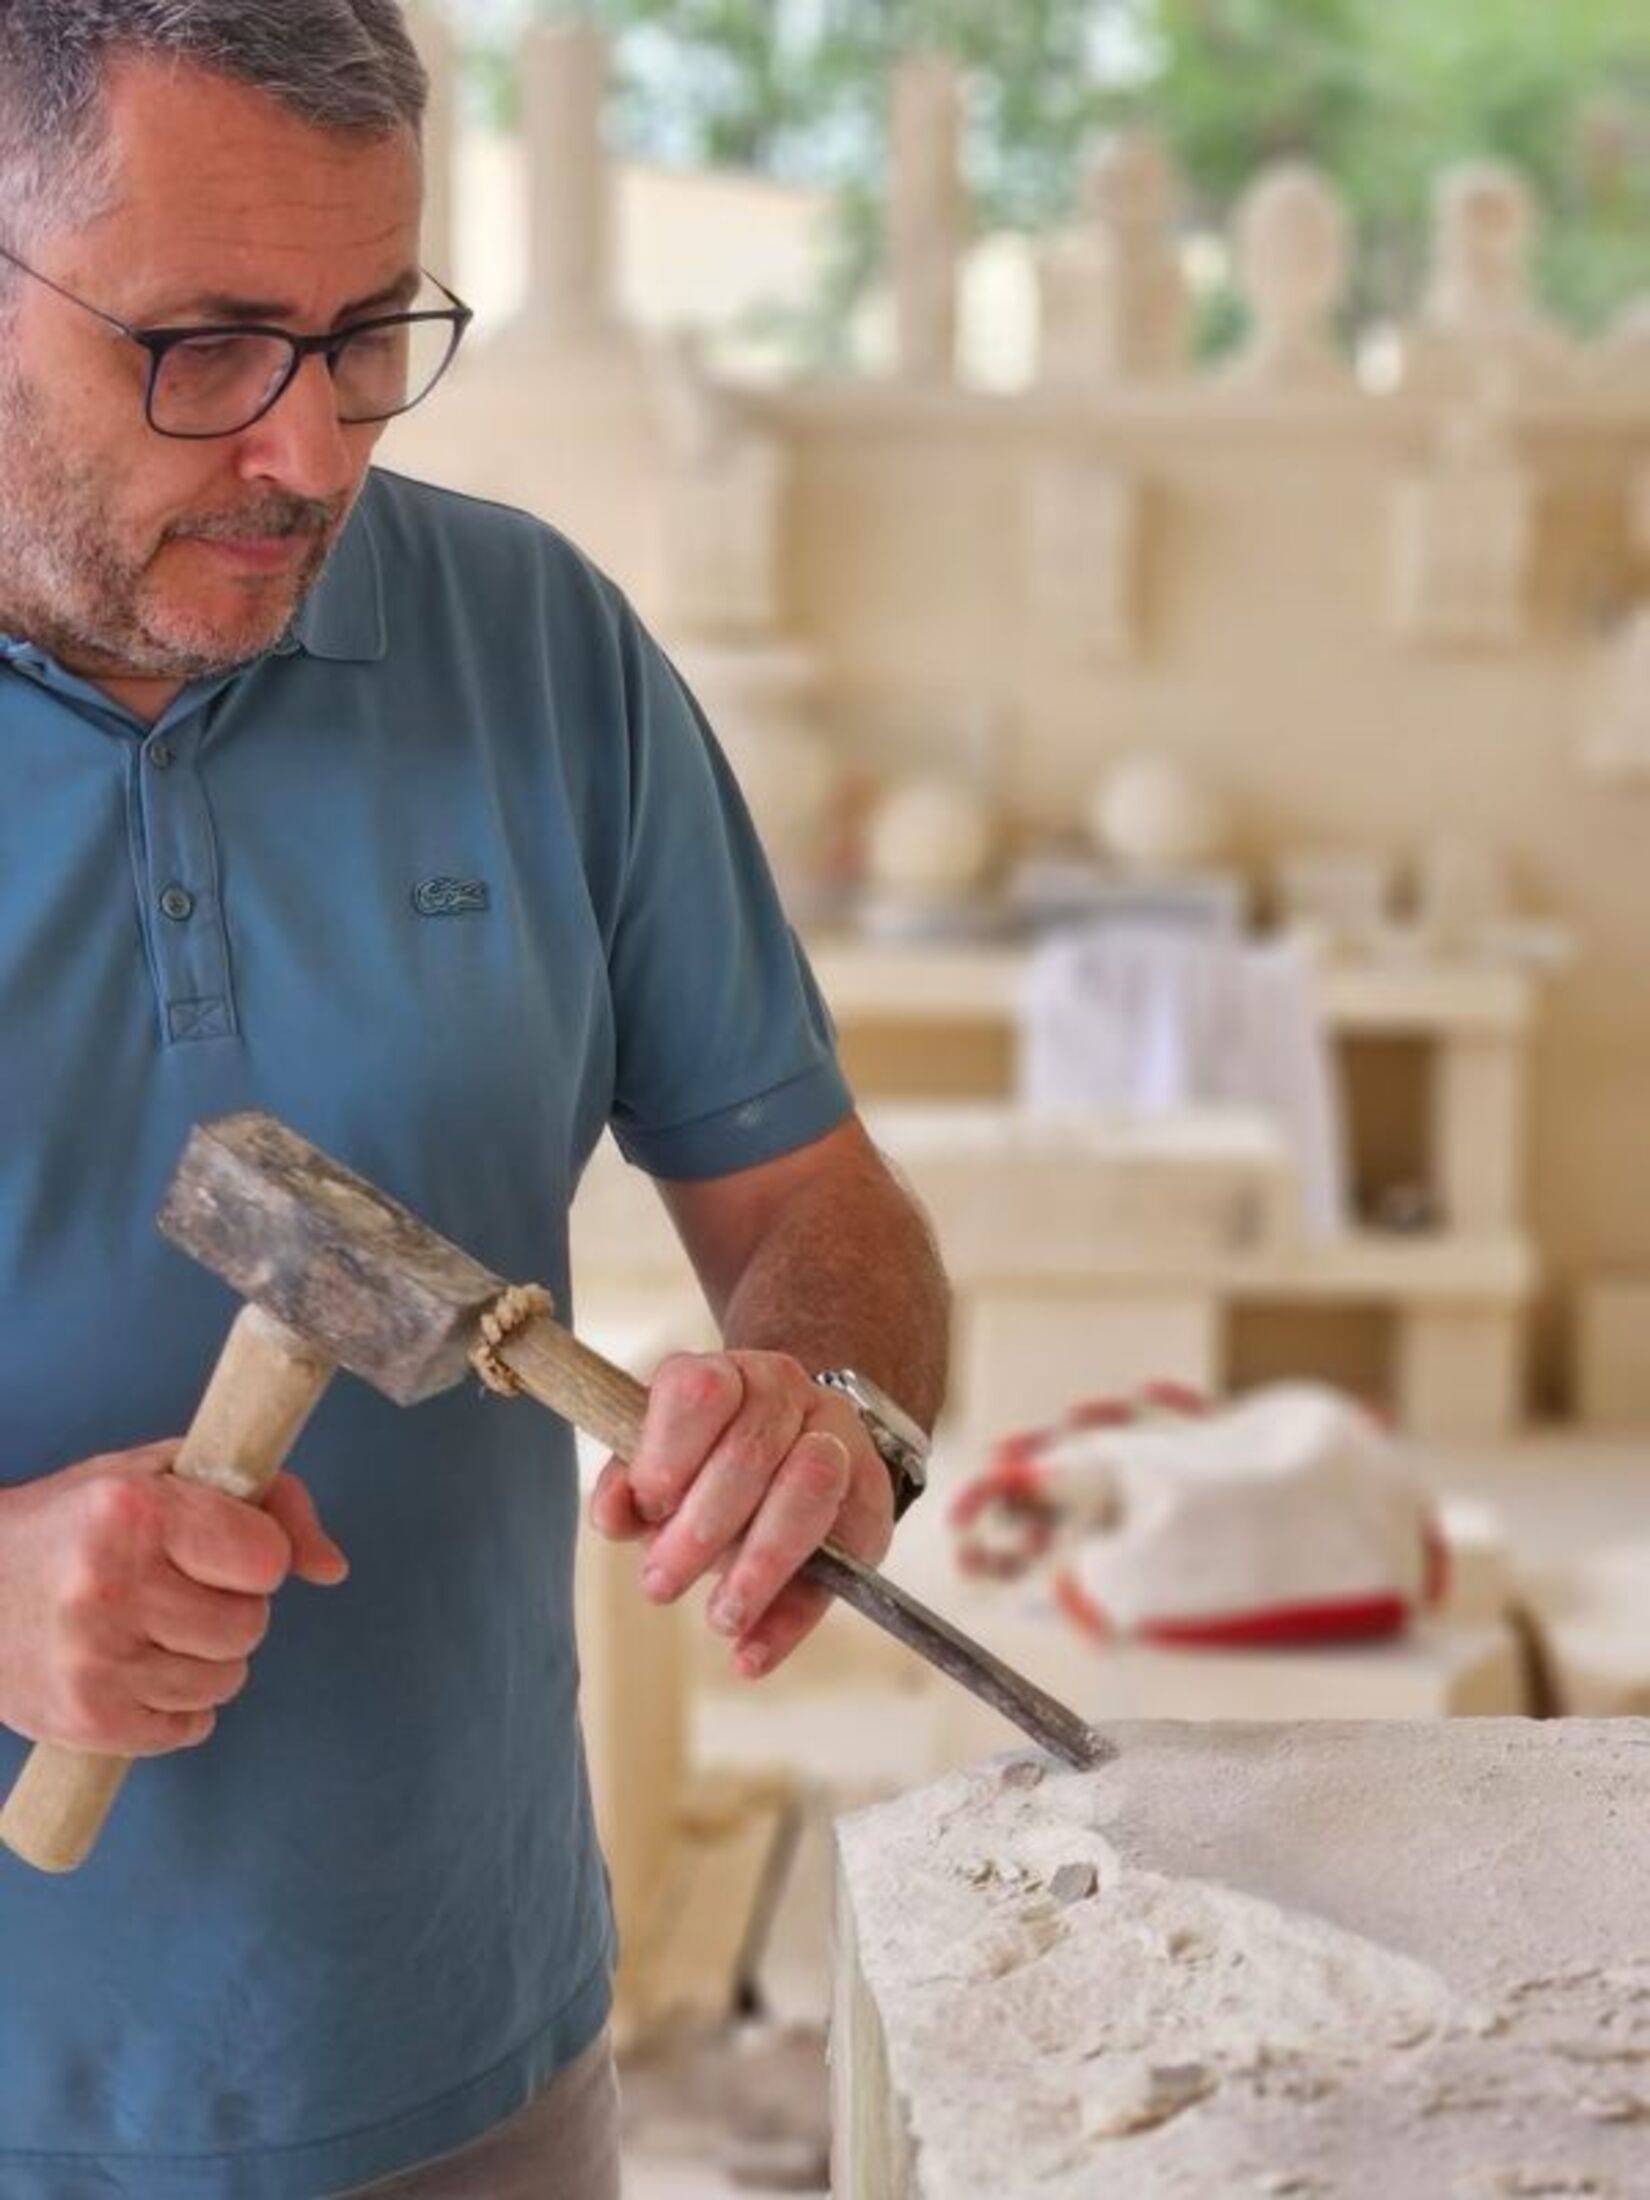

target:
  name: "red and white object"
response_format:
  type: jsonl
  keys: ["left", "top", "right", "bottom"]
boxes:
{"left": 950, "top": 1382, "right": 1446, "bottom": 1647}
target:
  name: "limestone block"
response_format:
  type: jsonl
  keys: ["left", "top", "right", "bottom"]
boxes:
{"left": 570, "top": 1135, "right": 696, "bottom": 1289}
{"left": 672, "top": 642, "right": 843, "bottom": 908}
{"left": 1520, "top": 1543, "right": 1650, "bottom": 1715}
{"left": 863, "top": 1105, "right": 1295, "bottom": 1284}
{"left": 959, "top": 1289, "right": 1221, "bottom": 1446}
{"left": 1395, "top": 1301, "right": 1525, "bottom": 1438}
{"left": 573, "top": 1299, "right": 718, "bottom": 1986}
{"left": 1389, "top": 413, "right": 1537, "bottom": 651}
{"left": 650, "top": 333, "right": 790, "bottom": 638}
{"left": 834, "top": 1722, "right": 1650, "bottom": 2198}
{"left": 1412, "top": 834, "right": 1512, "bottom": 955}
{"left": 1273, "top": 849, "right": 1395, "bottom": 945}
{"left": 1575, "top": 1271, "right": 1650, "bottom": 1426}
{"left": 1021, "top": 461, "right": 1145, "bottom": 667}
{"left": 1431, "top": 1031, "right": 1525, "bottom": 1232}
{"left": 1434, "top": 1496, "right": 1514, "bottom": 1625}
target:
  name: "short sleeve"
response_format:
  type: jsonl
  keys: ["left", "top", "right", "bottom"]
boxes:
{"left": 604, "top": 615, "right": 854, "bottom": 1180}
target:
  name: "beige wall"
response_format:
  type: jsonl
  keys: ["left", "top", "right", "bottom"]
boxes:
{"left": 383, "top": 64, "right": 1650, "bottom": 1405}
{"left": 761, "top": 385, "right": 1650, "bottom": 1390}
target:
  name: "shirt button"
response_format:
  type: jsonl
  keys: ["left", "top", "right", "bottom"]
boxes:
{"left": 159, "top": 884, "right": 195, "bottom": 923}
{"left": 148, "top": 740, "right": 174, "bottom": 770}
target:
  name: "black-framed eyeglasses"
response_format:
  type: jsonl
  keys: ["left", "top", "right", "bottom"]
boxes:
{"left": 0, "top": 242, "right": 473, "bottom": 439}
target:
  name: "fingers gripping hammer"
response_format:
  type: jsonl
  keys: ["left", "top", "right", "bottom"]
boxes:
{"left": 0, "top": 1112, "right": 1108, "bottom": 1874}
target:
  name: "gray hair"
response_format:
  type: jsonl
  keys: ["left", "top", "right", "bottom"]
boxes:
{"left": 0, "top": 0, "right": 428, "bottom": 247}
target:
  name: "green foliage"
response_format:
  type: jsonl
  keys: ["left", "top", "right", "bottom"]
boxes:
{"left": 1153, "top": 0, "right": 1650, "bottom": 331}
{"left": 486, "top": 0, "right": 1649, "bottom": 354}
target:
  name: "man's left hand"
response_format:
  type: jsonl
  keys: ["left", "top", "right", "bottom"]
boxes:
{"left": 587, "top": 1351, "right": 895, "bottom": 1679}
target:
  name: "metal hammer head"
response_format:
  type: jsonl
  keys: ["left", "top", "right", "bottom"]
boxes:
{"left": 158, "top": 1113, "right": 519, "bottom": 1405}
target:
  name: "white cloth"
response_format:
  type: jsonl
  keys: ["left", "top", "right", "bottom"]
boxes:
{"left": 1016, "top": 921, "right": 1349, "bottom": 1237}
{"left": 1039, "top": 1384, "right": 1433, "bottom": 1634}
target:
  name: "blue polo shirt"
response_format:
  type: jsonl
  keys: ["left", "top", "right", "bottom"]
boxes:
{"left": 0, "top": 466, "right": 852, "bottom": 2197}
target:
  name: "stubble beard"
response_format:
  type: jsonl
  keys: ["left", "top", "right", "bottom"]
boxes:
{"left": 0, "top": 361, "right": 352, "bottom": 683}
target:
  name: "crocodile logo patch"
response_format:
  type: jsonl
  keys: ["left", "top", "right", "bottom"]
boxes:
{"left": 412, "top": 876, "right": 491, "bottom": 918}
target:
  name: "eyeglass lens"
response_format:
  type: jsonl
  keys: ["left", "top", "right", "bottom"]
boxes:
{"left": 150, "top": 315, "right": 461, "bottom": 436}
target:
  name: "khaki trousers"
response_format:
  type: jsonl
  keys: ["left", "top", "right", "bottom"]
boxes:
{"left": 340, "top": 2029, "right": 621, "bottom": 2200}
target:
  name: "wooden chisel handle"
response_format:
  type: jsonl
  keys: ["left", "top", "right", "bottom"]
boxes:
{"left": 0, "top": 1306, "right": 335, "bottom": 1874}
{"left": 494, "top": 1314, "right": 1110, "bottom": 1771}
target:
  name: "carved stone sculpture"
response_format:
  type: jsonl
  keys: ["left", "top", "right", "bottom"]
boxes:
{"left": 1399, "top": 162, "right": 1577, "bottom": 402}
{"left": 864, "top": 775, "right": 1002, "bottom": 902}
{"left": 1038, "top": 130, "right": 1189, "bottom": 388}
{"left": 1023, "top": 460, "right": 1145, "bottom": 667}
{"left": 649, "top": 331, "right": 787, "bottom": 639}
{"left": 672, "top": 643, "right": 842, "bottom": 910}
{"left": 890, "top": 54, "right": 967, "bottom": 383}
{"left": 1223, "top": 162, "right": 1352, "bottom": 392}
{"left": 1087, "top": 750, "right": 1227, "bottom": 872}
{"left": 1389, "top": 410, "right": 1536, "bottom": 648}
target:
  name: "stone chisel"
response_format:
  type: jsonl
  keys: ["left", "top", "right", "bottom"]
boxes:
{"left": 0, "top": 1112, "right": 1108, "bottom": 1875}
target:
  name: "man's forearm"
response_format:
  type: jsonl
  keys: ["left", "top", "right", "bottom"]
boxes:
{"left": 715, "top": 1148, "right": 950, "bottom": 1434}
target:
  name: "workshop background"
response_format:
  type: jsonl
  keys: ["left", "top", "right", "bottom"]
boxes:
{"left": 382, "top": 6, "right": 1650, "bottom": 2191}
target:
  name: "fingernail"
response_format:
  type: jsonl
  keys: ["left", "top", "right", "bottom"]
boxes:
{"left": 636, "top": 1496, "right": 670, "bottom": 1526}
{"left": 641, "top": 1566, "right": 671, "bottom": 1601}
{"left": 710, "top": 1591, "right": 746, "bottom": 1637}
{"left": 736, "top": 1644, "right": 769, "bottom": 1679}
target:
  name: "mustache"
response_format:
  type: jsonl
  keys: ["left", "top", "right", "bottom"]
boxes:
{"left": 166, "top": 497, "right": 342, "bottom": 543}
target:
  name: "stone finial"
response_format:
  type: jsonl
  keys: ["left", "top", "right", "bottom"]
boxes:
{"left": 520, "top": 22, "right": 616, "bottom": 345}
{"left": 1224, "top": 161, "right": 1353, "bottom": 391}
{"left": 1400, "top": 160, "right": 1576, "bottom": 401}
{"left": 890, "top": 53, "right": 968, "bottom": 383}
{"left": 1038, "top": 129, "right": 1189, "bottom": 388}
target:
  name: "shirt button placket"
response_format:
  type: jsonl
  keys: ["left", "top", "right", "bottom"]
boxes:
{"left": 137, "top": 727, "right": 237, "bottom": 1044}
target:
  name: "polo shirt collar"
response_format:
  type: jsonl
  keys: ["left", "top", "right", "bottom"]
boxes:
{"left": 284, "top": 488, "right": 388, "bottom": 664}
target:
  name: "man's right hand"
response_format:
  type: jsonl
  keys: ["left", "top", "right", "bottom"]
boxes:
{"left": 0, "top": 1443, "right": 349, "bottom": 1757}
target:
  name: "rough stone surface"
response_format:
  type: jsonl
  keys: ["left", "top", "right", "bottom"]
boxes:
{"left": 833, "top": 1721, "right": 1650, "bottom": 2197}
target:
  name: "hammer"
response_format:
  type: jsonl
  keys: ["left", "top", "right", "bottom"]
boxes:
{"left": 0, "top": 1112, "right": 1108, "bottom": 1873}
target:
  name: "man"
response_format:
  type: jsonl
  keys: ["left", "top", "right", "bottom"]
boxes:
{"left": 0, "top": 4, "right": 950, "bottom": 2195}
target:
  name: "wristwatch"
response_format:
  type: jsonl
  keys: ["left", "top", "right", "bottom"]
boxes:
{"left": 813, "top": 1367, "right": 931, "bottom": 1520}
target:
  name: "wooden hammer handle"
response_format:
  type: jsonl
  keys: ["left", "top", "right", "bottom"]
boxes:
{"left": 0, "top": 1305, "right": 335, "bottom": 1874}
{"left": 493, "top": 1317, "right": 1107, "bottom": 1770}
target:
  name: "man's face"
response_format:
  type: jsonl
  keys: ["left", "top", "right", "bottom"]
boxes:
{"left": 0, "top": 55, "right": 423, "bottom": 688}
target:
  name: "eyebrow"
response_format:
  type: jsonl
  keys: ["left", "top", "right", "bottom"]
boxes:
{"left": 147, "top": 268, "right": 425, "bottom": 327}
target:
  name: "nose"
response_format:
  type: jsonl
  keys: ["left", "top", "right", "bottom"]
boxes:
{"left": 232, "top": 350, "right": 362, "bottom": 504}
